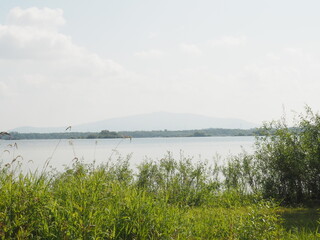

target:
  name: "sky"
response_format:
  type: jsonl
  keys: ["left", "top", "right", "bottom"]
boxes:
{"left": 1, "top": 0, "right": 320, "bottom": 130}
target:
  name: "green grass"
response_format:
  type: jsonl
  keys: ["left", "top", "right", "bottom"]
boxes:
{"left": 278, "top": 207, "right": 320, "bottom": 239}
{"left": 0, "top": 155, "right": 319, "bottom": 239}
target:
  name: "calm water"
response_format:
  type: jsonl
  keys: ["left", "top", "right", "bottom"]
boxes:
{"left": 0, "top": 136, "right": 255, "bottom": 172}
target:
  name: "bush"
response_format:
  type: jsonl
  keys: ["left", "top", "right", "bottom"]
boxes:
{"left": 0, "top": 156, "right": 285, "bottom": 239}
{"left": 252, "top": 107, "right": 320, "bottom": 204}
{"left": 136, "top": 153, "right": 220, "bottom": 206}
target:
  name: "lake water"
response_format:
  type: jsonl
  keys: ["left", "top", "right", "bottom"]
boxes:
{"left": 0, "top": 136, "right": 255, "bottom": 172}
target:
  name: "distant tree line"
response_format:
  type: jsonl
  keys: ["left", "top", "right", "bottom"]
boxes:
{"left": 0, "top": 128, "right": 260, "bottom": 140}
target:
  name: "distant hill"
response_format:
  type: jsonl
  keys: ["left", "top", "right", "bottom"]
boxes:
{"left": 11, "top": 112, "right": 258, "bottom": 133}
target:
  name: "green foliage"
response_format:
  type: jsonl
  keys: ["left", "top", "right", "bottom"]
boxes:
{"left": 219, "top": 106, "right": 320, "bottom": 205}
{"left": 0, "top": 156, "right": 286, "bottom": 239}
{"left": 222, "top": 152, "right": 261, "bottom": 194}
{"left": 2, "top": 128, "right": 258, "bottom": 140}
{"left": 254, "top": 106, "right": 320, "bottom": 204}
{"left": 88, "top": 130, "right": 121, "bottom": 139}
{"left": 136, "top": 153, "right": 220, "bottom": 206}
{"left": 120, "top": 128, "right": 258, "bottom": 138}
{"left": 279, "top": 207, "right": 319, "bottom": 233}
{"left": 181, "top": 201, "right": 283, "bottom": 240}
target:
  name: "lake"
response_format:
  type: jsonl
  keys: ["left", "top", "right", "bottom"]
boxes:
{"left": 0, "top": 136, "right": 255, "bottom": 172}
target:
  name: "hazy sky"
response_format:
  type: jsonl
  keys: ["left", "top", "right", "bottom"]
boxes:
{"left": 1, "top": 0, "right": 320, "bottom": 130}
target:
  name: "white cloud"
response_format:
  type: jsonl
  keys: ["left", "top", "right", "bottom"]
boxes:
{"left": 6, "top": 7, "right": 65, "bottom": 30}
{"left": 236, "top": 48, "right": 320, "bottom": 121}
{"left": 1, "top": 6, "right": 320, "bottom": 130}
{"left": 0, "top": 81, "right": 11, "bottom": 98}
{"left": 0, "top": 7, "right": 124, "bottom": 77}
{"left": 179, "top": 43, "right": 202, "bottom": 55}
{"left": 210, "top": 35, "right": 247, "bottom": 47}
{"left": 266, "top": 52, "right": 281, "bottom": 61}
{"left": 147, "top": 32, "right": 158, "bottom": 39}
{"left": 0, "top": 7, "right": 143, "bottom": 129}
{"left": 283, "top": 47, "right": 304, "bottom": 56}
{"left": 148, "top": 45, "right": 320, "bottom": 124}
{"left": 134, "top": 49, "right": 164, "bottom": 58}
{"left": 0, "top": 25, "right": 75, "bottom": 60}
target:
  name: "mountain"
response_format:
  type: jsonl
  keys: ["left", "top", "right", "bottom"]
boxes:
{"left": 11, "top": 112, "right": 258, "bottom": 133}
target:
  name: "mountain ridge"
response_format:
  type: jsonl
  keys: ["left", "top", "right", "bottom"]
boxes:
{"left": 11, "top": 112, "right": 258, "bottom": 133}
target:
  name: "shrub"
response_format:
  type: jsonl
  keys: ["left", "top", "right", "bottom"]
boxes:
{"left": 254, "top": 107, "right": 320, "bottom": 204}
{"left": 136, "top": 153, "right": 220, "bottom": 206}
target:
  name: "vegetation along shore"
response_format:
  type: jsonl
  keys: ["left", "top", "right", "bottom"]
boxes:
{"left": 0, "top": 107, "right": 320, "bottom": 239}
{"left": 0, "top": 128, "right": 260, "bottom": 140}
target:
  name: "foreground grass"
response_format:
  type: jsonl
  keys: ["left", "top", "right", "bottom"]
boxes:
{"left": 0, "top": 157, "right": 318, "bottom": 239}
{"left": 279, "top": 207, "right": 320, "bottom": 239}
